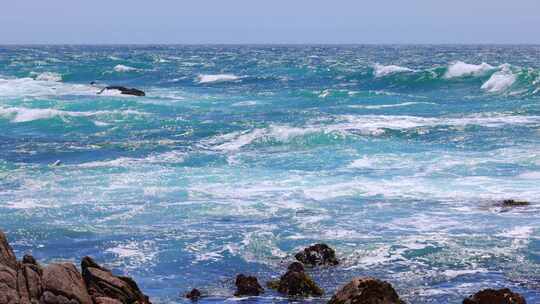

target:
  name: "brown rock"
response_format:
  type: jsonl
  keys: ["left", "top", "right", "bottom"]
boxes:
{"left": 81, "top": 256, "right": 150, "bottom": 304}
{"left": 0, "top": 265, "right": 19, "bottom": 304}
{"left": 0, "top": 231, "right": 17, "bottom": 270}
{"left": 234, "top": 274, "right": 264, "bottom": 297}
{"left": 328, "top": 277, "right": 404, "bottom": 304}
{"left": 295, "top": 244, "right": 338, "bottom": 267}
{"left": 463, "top": 288, "right": 526, "bottom": 304}
{"left": 94, "top": 297, "right": 123, "bottom": 304}
{"left": 41, "top": 263, "right": 92, "bottom": 304}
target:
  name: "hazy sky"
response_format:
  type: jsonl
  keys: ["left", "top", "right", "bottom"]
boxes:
{"left": 2, "top": 0, "right": 539, "bottom": 44}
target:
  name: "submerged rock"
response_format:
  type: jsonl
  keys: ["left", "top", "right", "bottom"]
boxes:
{"left": 185, "top": 288, "right": 202, "bottom": 301}
{"left": 328, "top": 277, "right": 405, "bottom": 304}
{"left": 81, "top": 256, "right": 151, "bottom": 304}
{"left": 234, "top": 274, "right": 264, "bottom": 296}
{"left": 463, "top": 288, "right": 526, "bottom": 304}
{"left": 98, "top": 86, "right": 146, "bottom": 96}
{"left": 295, "top": 243, "right": 338, "bottom": 266}
{"left": 268, "top": 262, "right": 323, "bottom": 297}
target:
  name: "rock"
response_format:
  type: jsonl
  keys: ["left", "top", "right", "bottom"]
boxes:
{"left": 81, "top": 256, "right": 151, "bottom": 304}
{"left": 328, "top": 277, "right": 404, "bottom": 304}
{"left": 502, "top": 200, "right": 530, "bottom": 207}
{"left": 17, "top": 255, "right": 43, "bottom": 303}
{"left": 0, "top": 264, "right": 19, "bottom": 304}
{"left": 99, "top": 86, "right": 145, "bottom": 97}
{"left": 295, "top": 244, "right": 338, "bottom": 267}
{"left": 41, "top": 263, "right": 92, "bottom": 304}
{"left": 94, "top": 297, "right": 123, "bottom": 304}
{"left": 269, "top": 262, "right": 323, "bottom": 297}
{"left": 185, "top": 288, "right": 202, "bottom": 301}
{"left": 234, "top": 274, "right": 264, "bottom": 297}
{"left": 0, "top": 231, "right": 17, "bottom": 270}
{"left": 463, "top": 288, "right": 526, "bottom": 304}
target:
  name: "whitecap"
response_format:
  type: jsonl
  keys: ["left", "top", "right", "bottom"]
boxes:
{"left": 196, "top": 74, "right": 240, "bottom": 84}
{"left": 0, "top": 77, "right": 97, "bottom": 97}
{"left": 444, "top": 61, "right": 494, "bottom": 78}
{"left": 33, "top": 72, "right": 62, "bottom": 82}
{"left": 0, "top": 106, "right": 148, "bottom": 123}
{"left": 481, "top": 65, "right": 517, "bottom": 92}
{"left": 373, "top": 63, "right": 414, "bottom": 77}
{"left": 113, "top": 64, "right": 138, "bottom": 72}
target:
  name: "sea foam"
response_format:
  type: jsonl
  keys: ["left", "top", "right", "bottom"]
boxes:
{"left": 444, "top": 61, "right": 494, "bottom": 78}
{"left": 114, "top": 64, "right": 138, "bottom": 72}
{"left": 373, "top": 63, "right": 414, "bottom": 77}
{"left": 481, "top": 65, "right": 517, "bottom": 92}
{"left": 197, "top": 74, "right": 240, "bottom": 84}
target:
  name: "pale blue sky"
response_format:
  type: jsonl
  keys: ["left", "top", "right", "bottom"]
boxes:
{"left": 2, "top": 0, "right": 539, "bottom": 44}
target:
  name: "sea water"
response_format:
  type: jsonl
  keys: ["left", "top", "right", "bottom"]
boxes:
{"left": 0, "top": 45, "right": 539, "bottom": 303}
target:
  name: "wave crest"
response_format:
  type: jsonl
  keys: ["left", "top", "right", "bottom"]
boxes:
{"left": 197, "top": 74, "right": 240, "bottom": 84}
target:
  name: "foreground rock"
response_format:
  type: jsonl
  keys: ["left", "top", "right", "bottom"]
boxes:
{"left": 268, "top": 262, "right": 323, "bottom": 297}
{"left": 82, "top": 256, "right": 151, "bottom": 304}
{"left": 328, "top": 277, "right": 405, "bottom": 304}
{"left": 463, "top": 288, "right": 526, "bottom": 304}
{"left": 98, "top": 86, "right": 146, "bottom": 96}
{"left": 234, "top": 274, "right": 264, "bottom": 296}
{"left": 0, "top": 229, "right": 151, "bottom": 304}
{"left": 295, "top": 243, "right": 339, "bottom": 266}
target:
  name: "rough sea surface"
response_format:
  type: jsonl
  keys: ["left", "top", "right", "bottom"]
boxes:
{"left": 1, "top": 45, "right": 540, "bottom": 303}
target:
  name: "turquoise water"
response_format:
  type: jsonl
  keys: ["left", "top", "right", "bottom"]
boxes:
{"left": 1, "top": 45, "right": 540, "bottom": 303}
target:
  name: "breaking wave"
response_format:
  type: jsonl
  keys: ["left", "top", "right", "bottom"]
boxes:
{"left": 373, "top": 63, "right": 415, "bottom": 77}
{"left": 196, "top": 74, "right": 240, "bottom": 84}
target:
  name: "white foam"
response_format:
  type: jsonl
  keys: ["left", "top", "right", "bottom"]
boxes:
{"left": 481, "top": 65, "right": 517, "bottom": 92}
{"left": 373, "top": 63, "right": 414, "bottom": 77}
{"left": 33, "top": 72, "right": 62, "bottom": 82}
{"left": 113, "top": 64, "right": 138, "bottom": 72}
{"left": 197, "top": 74, "right": 240, "bottom": 84}
{"left": 444, "top": 61, "right": 494, "bottom": 78}
{"left": 0, "top": 77, "right": 98, "bottom": 97}
{"left": 350, "top": 102, "right": 435, "bottom": 109}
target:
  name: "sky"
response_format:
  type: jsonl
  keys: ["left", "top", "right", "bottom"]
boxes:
{"left": 2, "top": 0, "right": 540, "bottom": 44}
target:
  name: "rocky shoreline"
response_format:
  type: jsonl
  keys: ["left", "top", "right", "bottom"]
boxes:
{"left": 0, "top": 230, "right": 528, "bottom": 304}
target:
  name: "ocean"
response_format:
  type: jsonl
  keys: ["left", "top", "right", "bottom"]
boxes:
{"left": 0, "top": 45, "right": 539, "bottom": 303}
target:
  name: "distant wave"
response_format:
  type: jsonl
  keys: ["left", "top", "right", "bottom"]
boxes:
{"left": 350, "top": 102, "right": 436, "bottom": 109}
{"left": 373, "top": 63, "right": 415, "bottom": 77}
{"left": 114, "top": 64, "right": 138, "bottom": 72}
{"left": 0, "top": 106, "right": 147, "bottom": 123}
{"left": 197, "top": 74, "right": 240, "bottom": 84}
{"left": 443, "top": 61, "right": 494, "bottom": 79}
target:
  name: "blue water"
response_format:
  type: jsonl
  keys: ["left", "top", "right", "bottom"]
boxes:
{"left": 1, "top": 45, "right": 540, "bottom": 303}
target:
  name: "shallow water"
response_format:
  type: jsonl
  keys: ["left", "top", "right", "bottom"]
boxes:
{"left": 1, "top": 45, "right": 540, "bottom": 303}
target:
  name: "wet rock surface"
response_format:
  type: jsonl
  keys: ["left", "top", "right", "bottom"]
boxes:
{"left": 295, "top": 243, "right": 339, "bottom": 267}
{"left": 501, "top": 199, "right": 530, "bottom": 207}
{"left": 234, "top": 274, "right": 264, "bottom": 296}
{"left": 268, "top": 262, "right": 323, "bottom": 297}
{"left": 185, "top": 288, "right": 202, "bottom": 301}
{"left": 463, "top": 288, "right": 526, "bottom": 304}
{"left": 328, "top": 277, "right": 405, "bottom": 304}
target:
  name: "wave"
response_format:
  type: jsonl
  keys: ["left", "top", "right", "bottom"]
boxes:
{"left": 481, "top": 64, "right": 517, "bottom": 93}
{"left": 205, "top": 113, "right": 540, "bottom": 151}
{"left": 373, "top": 63, "right": 415, "bottom": 77}
{"left": 349, "top": 102, "right": 436, "bottom": 109}
{"left": 114, "top": 64, "right": 138, "bottom": 72}
{"left": 197, "top": 74, "right": 240, "bottom": 84}
{"left": 443, "top": 61, "right": 494, "bottom": 79}
{"left": 0, "top": 77, "right": 98, "bottom": 97}
{"left": 0, "top": 106, "right": 147, "bottom": 123}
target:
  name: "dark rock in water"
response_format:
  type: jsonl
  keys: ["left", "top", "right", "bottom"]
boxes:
{"left": 502, "top": 200, "right": 530, "bottom": 207}
{"left": 81, "top": 256, "right": 151, "bottom": 304}
{"left": 234, "top": 274, "right": 264, "bottom": 297}
{"left": 99, "top": 86, "right": 146, "bottom": 96}
{"left": 328, "top": 277, "right": 405, "bottom": 304}
{"left": 463, "top": 288, "right": 526, "bottom": 304}
{"left": 295, "top": 243, "right": 338, "bottom": 266}
{"left": 268, "top": 262, "right": 323, "bottom": 297}
{"left": 185, "top": 288, "right": 202, "bottom": 301}
{"left": 41, "top": 263, "right": 93, "bottom": 304}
